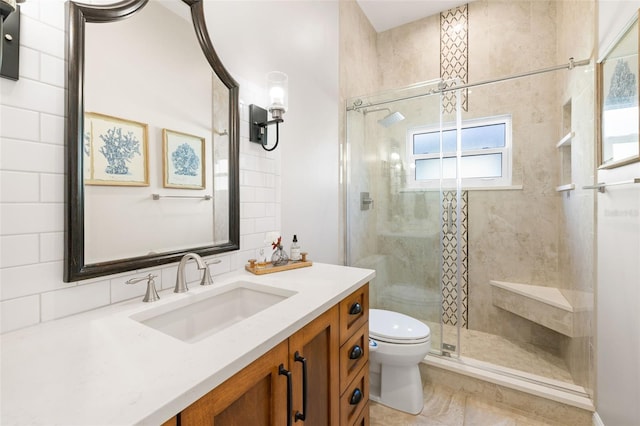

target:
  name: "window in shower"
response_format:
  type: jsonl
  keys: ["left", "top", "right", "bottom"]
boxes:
{"left": 406, "top": 114, "right": 512, "bottom": 188}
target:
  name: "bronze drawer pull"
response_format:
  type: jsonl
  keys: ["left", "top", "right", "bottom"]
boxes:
{"left": 349, "top": 388, "right": 363, "bottom": 405}
{"left": 349, "top": 302, "right": 362, "bottom": 315}
{"left": 349, "top": 345, "right": 363, "bottom": 360}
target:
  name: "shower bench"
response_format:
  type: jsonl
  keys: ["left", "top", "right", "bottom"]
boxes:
{"left": 489, "top": 280, "right": 589, "bottom": 338}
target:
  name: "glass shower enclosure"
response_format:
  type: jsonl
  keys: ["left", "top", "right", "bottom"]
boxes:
{"left": 345, "top": 80, "right": 464, "bottom": 358}
{"left": 345, "top": 67, "right": 595, "bottom": 395}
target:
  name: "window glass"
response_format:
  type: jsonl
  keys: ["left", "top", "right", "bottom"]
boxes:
{"left": 413, "top": 123, "right": 505, "bottom": 155}
{"left": 415, "top": 153, "right": 503, "bottom": 180}
{"left": 460, "top": 124, "right": 506, "bottom": 150}
{"left": 413, "top": 130, "right": 456, "bottom": 154}
{"left": 408, "top": 115, "right": 511, "bottom": 188}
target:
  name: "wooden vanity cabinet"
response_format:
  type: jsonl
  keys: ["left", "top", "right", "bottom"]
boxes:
{"left": 338, "top": 285, "right": 369, "bottom": 425}
{"left": 180, "top": 340, "right": 289, "bottom": 425}
{"left": 161, "top": 416, "right": 177, "bottom": 426}
{"left": 288, "top": 305, "right": 340, "bottom": 425}
{"left": 178, "top": 284, "right": 369, "bottom": 426}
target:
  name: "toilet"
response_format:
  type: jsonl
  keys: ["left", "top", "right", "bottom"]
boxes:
{"left": 368, "top": 309, "right": 431, "bottom": 415}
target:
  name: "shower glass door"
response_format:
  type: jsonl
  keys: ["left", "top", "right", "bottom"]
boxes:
{"left": 346, "top": 67, "right": 595, "bottom": 394}
{"left": 345, "top": 80, "right": 463, "bottom": 357}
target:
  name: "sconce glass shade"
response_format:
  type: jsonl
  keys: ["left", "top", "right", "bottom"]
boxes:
{"left": 267, "top": 71, "right": 288, "bottom": 119}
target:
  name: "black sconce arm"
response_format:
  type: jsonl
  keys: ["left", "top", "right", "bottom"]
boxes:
{"left": 249, "top": 104, "right": 284, "bottom": 152}
{"left": 256, "top": 117, "right": 284, "bottom": 128}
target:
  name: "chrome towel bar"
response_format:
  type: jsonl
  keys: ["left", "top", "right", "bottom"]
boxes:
{"left": 151, "top": 194, "right": 213, "bottom": 200}
{"left": 583, "top": 178, "right": 639, "bottom": 193}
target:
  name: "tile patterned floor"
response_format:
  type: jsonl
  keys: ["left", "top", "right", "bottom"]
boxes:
{"left": 426, "top": 322, "right": 575, "bottom": 385}
{"left": 370, "top": 382, "right": 577, "bottom": 426}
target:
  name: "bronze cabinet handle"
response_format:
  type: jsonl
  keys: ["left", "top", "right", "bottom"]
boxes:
{"left": 279, "top": 364, "right": 292, "bottom": 426}
{"left": 294, "top": 352, "right": 307, "bottom": 422}
{"left": 349, "top": 388, "right": 363, "bottom": 405}
{"left": 349, "top": 345, "right": 363, "bottom": 360}
{"left": 349, "top": 302, "right": 362, "bottom": 315}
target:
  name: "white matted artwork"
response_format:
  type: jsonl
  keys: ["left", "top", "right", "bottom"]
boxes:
{"left": 84, "top": 112, "right": 149, "bottom": 186}
{"left": 598, "top": 12, "right": 640, "bottom": 168}
{"left": 163, "top": 129, "right": 206, "bottom": 189}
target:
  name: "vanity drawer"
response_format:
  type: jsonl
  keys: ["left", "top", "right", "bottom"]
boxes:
{"left": 340, "top": 322, "right": 369, "bottom": 394}
{"left": 340, "top": 284, "right": 369, "bottom": 345}
{"left": 351, "top": 402, "right": 369, "bottom": 426}
{"left": 340, "top": 361, "right": 369, "bottom": 426}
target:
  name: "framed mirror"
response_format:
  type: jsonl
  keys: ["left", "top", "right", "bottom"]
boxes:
{"left": 64, "top": 0, "right": 240, "bottom": 282}
{"left": 597, "top": 10, "right": 640, "bottom": 169}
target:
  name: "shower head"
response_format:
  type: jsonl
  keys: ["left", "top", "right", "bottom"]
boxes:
{"left": 362, "top": 107, "right": 406, "bottom": 128}
{"left": 377, "top": 111, "right": 405, "bottom": 128}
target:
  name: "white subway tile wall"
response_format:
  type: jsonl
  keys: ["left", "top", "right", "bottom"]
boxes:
{"left": 0, "top": 0, "right": 281, "bottom": 333}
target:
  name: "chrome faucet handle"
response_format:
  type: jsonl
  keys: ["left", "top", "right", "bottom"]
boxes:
{"left": 200, "top": 259, "right": 222, "bottom": 286}
{"left": 126, "top": 274, "right": 160, "bottom": 303}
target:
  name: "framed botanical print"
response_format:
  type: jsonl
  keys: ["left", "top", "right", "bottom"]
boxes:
{"left": 162, "top": 129, "right": 206, "bottom": 189}
{"left": 84, "top": 112, "right": 149, "bottom": 186}
{"left": 598, "top": 11, "right": 640, "bottom": 169}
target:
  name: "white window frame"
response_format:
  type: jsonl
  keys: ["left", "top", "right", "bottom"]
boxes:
{"left": 406, "top": 114, "right": 513, "bottom": 189}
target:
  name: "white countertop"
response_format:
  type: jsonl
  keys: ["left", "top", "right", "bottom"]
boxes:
{"left": 0, "top": 263, "right": 374, "bottom": 425}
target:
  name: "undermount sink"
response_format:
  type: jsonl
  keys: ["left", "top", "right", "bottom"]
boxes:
{"left": 130, "top": 281, "right": 296, "bottom": 343}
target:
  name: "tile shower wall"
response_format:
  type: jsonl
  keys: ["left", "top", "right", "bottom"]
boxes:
{"left": 0, "top": 0, "right": 281, "bottom": 333}
{"left": 364, "top": 0, "right": 564, "bottom": 341}
{"left": 342, "top": 0, "right": 595, "bottom": 391}
{"left": 441, "top": 4, "right": 469, "bottom": 113}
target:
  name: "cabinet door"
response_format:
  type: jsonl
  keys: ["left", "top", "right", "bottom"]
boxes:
{"left": 288, "top": 305, "right": 340, "bottom": 426}
{"left": 180, "top": 340, "right": 290, "bottom": 425}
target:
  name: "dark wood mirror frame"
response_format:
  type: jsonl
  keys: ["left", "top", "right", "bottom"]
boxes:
{"left": 64, "top": 0, "right": 240, "bottom": 282}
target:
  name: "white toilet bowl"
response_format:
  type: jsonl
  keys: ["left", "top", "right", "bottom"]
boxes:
{"left": 369, "top": 309, "right": 431, "bottom": 415}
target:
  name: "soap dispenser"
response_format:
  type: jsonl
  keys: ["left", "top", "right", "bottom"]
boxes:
{"left": 290, "top": 235, "right": 301, "bottom": 261}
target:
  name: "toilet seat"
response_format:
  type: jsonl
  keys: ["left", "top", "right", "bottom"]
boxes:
{"left": 369, "top": 309, "right": 430, "bottom": 344}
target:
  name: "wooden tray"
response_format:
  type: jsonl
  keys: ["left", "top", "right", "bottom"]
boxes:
{"left": 245, "top": 259, "right": 312, "bottom": 275}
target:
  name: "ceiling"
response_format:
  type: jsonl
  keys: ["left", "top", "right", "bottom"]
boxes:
{"left": 356, "top": 0, "right": 471, "bottom": 33}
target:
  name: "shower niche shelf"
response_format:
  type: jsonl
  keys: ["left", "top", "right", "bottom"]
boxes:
{"left": 490, "top": 280, "right": 577, "bottom": 337}
{"left": 556, "top": 101, "right": 574, "bottom": 193}
{"left": 556, "top": 131, "right": 574, "bottom": 148}
{"left": 556, "top": 132, "right": 575, "bottom": 192}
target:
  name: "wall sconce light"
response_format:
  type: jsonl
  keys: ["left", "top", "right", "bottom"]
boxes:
{"left": 250, "top": 71, "right": 288, "bottom": 151}
{"left": 0, "top": 0, "right": 22, "bottom": 81}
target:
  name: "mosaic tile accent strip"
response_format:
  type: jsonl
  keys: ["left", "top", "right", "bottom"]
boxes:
{"left": 440, "top": 4, "right": 469, "bottom": 113}
{"left": 441, "top": 191, "right": 468, "bottom": 328}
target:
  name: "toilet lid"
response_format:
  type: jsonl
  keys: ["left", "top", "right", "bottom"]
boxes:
{"left": 369, "top": 309, "right": 430, "bottom": 344}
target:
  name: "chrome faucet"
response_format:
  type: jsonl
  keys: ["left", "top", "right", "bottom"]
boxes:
{"left": 175, "top": 253, "right": 206, "bottom": 293}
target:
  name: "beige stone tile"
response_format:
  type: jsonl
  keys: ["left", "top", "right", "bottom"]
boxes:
{"left": 370, "top": 401, "right": 451, "bottom": 426}
{"left": 370, "top": 379, "right": 584, "bottom": 426}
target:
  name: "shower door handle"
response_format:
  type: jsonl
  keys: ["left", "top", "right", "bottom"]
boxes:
{"left": 360, "top": 192, "right": 374, "bottom": 210}
{"left": 446, "top": 200, "right": 453, "bottom": 234}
